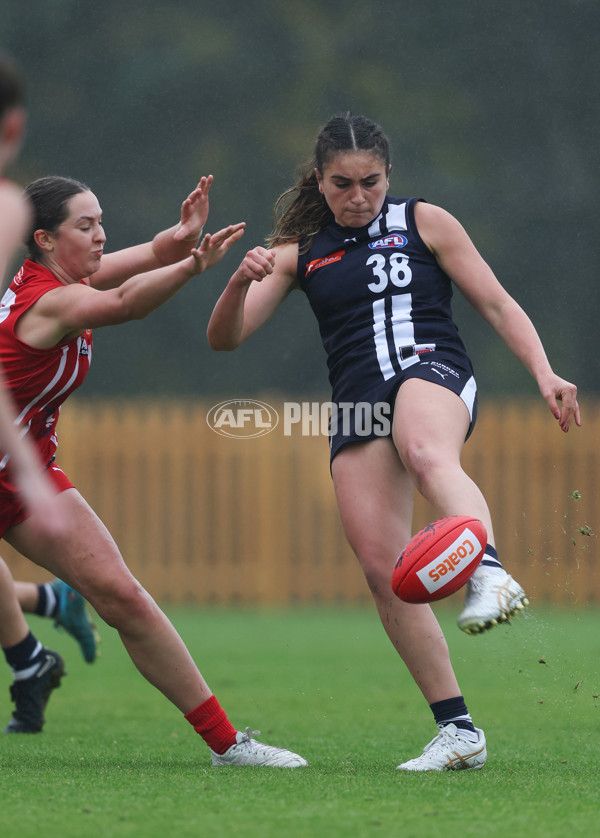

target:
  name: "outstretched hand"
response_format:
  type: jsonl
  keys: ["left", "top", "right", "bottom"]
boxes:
{"left": 173, "top": 175, "right": 214, "bottom": 242}
{"left": 540, "top": 375, "right": 581, "bottom": 432}
{"left": 190, "top": 222, "right": 246, "bottom": 272}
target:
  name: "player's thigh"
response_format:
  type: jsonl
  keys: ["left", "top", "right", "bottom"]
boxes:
{"left": 392, "top": 378, "right": 470, "bottom": 465}
{"left": 331, "top": 436, "right": 414, "bottom": 562}
{"left": 5, "top": 487, "right": 133, "bottom": 593}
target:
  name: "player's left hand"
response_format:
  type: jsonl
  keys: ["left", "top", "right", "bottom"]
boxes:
{"left": 540, "top": 375, "right": 581, "bottom": 432}
{"left": 173, "top": 175, "right": 214, "bottom": 241}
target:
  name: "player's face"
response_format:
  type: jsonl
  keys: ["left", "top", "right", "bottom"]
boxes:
{"left": 49, "top": 191, "right": 106, "bottom": 279}
{"left": 316, "top": 151, "right": 389, "bottom": 228}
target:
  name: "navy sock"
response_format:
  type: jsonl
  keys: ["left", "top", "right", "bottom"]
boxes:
{"left": 479, "top": 544, "right": 503, "bottom": 571}
{"left": 3, "top": 631, "right": 45, "bottom": 679}
{"left": 430, "top": 696, "right": 478, "bottom": 740}
{"left": 35, "top": 583, "right": 58, "bottom": 618}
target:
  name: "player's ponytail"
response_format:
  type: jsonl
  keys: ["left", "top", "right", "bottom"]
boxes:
{"left": 267, "top": 114, "right": 390, "bottom": 253}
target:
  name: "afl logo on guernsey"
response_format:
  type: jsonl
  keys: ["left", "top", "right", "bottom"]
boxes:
{"left": 368, "top": 234, "right": 408, "bottom": 250}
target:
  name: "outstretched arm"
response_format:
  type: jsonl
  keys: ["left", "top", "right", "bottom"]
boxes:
{"left": 90, "top": 176, "right": 215, "bottom": 290}
{"left": 415, "top": 201, "right": 581, "bottom": 433}
{"left": 207, "top": 242, "right": 299, "bottom": 350}
{"left": 18, "top": 224, "right": 246, "bottom": 348}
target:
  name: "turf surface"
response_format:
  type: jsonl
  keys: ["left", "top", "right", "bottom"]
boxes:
{"left": 1, "top": 605, "right": 598, "bottom": 837}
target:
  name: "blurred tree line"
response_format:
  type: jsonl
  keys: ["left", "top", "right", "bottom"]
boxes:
{"left": 2, "top": 0, "right": 599, "bottom": 400}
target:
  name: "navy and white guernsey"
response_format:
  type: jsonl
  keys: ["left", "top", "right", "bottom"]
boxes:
{"left": 297, "top": 196, "right": 477, "bottom": 458}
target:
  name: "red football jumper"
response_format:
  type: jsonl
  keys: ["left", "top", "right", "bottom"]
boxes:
{"left": 0, "top": 259, "right": 92, "bottom": 532}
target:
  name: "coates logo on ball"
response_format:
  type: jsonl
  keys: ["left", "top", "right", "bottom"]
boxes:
{"left": 391, "top": 516, "right": 486, "bottom": 604}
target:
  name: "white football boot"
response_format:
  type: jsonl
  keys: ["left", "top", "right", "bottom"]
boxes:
{"left": 397, "top": 723, "right": 487, "bottom": 772}
{"left": 457, "top": 566, "right": 529, "bottom": 634}
{"left": 211, "top": 728, "right": 308, "bottom": 767}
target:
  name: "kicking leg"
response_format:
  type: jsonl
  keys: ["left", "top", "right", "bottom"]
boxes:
{"left": 393, "top": 379, "right": 527, "bottom": 633}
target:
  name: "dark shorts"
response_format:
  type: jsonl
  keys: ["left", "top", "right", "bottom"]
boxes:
{"left": 0, "top": 462, "right": 74, "bottom": 539}
{"left": 329, "top": 354, "right": 478, "bottom": 463}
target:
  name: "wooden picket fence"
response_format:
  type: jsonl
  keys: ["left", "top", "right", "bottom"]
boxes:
{"left": 3, "top": 398, "right": 599, "bottom": 606}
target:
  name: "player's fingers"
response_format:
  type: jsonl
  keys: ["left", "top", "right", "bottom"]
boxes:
{"left": 557, "top": 391, "right": 580, "bottom": 432}
{"left": 545, "top": 393, "right": 560, "bottom": 421}
{"left": 198, "top": 174, "right": 213, "bottom": 195}
{"left": 249, "top": 245, "right": 273, "bottom": 262}
{"left": 208, "top": 223, "right": 246, "bottom": 246}
{"left": 189, "top": 175, "right": 213, "bottom": 199}
{"left": 209, "top": 228, "right": 246, "bottom": 256}
{"left": 241, "top": 254, "right": 274, "bottom": 280}
{"left": 221, "top": 227, "right": 246, "bottom": 248}
{"left": 566, "top": 400, "right": 581, "bottom": 431}
{"left": 248, "top": 251, "right": 274, "bottom": 274}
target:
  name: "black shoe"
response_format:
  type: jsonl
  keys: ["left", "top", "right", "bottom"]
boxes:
{"left": 4, "top": 648, "right": 66, "bottom": 733}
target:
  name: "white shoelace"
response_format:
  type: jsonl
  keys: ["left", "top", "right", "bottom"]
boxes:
{"left": 238, "top": 727, "right": 261, "bottom": 745}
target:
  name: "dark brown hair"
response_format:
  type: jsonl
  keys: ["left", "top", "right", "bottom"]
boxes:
{"left": 24, "top": 176, "right": 91, "bottom": 261}
{"left": 267, "top": 115, "right": 391, "bottom": 253}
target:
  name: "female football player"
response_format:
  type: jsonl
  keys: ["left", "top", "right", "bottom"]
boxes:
{"left": 207, "top": 114, "right": 580, "bottom": 771}
{"left": 0, "top": 161, "right": 306, "bottom": 765}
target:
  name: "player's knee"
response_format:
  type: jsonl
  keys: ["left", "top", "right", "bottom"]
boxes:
{"left": 355, "top": 547, "right": 397, "bottom": 594}
{"left": 401, "top": 441, "right": 450, "bottom": 493}
{"left": 86, "top": 575, "right": 152, "bottom": 629}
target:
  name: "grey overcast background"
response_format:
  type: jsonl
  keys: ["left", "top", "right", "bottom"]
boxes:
{"left": 3, "top": 0, "right": 598, "bottom": 400}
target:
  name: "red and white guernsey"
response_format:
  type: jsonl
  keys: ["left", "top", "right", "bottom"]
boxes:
{"left": 0, "top": 259, "right": 93, "bottom": 481}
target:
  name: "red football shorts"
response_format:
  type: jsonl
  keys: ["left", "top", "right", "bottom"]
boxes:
{"left": 0, "top": 463, "right": 74, "bottom": 539}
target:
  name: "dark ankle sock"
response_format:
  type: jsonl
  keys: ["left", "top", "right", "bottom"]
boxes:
{"left": 184, "top": 694, "right": 238, "bottom": 754}
{"left": 35, "top": 583, "right": 58, "bottom": 618}
{"left": 479, "top": 544, "right": 503, "bottom": 571}
{"left": 430, "top": 695, "right": 477, "bottom": 738}
{"left": 3, "top": 632, "right": 44, "bottom": 678}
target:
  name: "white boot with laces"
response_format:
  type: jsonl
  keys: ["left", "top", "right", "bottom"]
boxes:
{"left": 211, "top": 727, "right": 308, "bottom": 767}
{"left": 397, "top": 723, "right": 487, "bottom": 772}
{"left": 458, "top": 566, "right": 528, "bottom": 634}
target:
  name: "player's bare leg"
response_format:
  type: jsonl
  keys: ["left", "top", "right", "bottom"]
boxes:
{"left": 392, "top": 380, "right": 495, "bottom": 540}
{"left": 393, "top": 379, "right": 527, "bottom": 633}
{"left": 12, "top": 580, "right": 39, "bottom": 612}
{"left": 332, "top": 438, "right": 462, "bottom": 704}
{"left": 333, "top": 436, "right": 487, "bottom": 770}
{"left": 0, "top": 558, "right": 30, "bottom": 648}
{"left": 13, "top": 576, "right": 98, "bottom": 663}
{"left": 6, "top": 489, "right": 213, "bottom": 713}
{"left": 5, "top": 489, "right": 308, "bottom": 764}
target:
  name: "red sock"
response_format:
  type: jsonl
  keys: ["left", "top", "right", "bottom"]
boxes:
{"left": 184, "top": 695, "right": 238, "bottom": 754}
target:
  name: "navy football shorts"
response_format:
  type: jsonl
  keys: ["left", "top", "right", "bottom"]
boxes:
{"left": 329, "top": 353, "right": 478, "bottom": 463}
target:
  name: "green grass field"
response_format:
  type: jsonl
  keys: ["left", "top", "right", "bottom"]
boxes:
{"left": 1, "top": 605, "right": 599, "bottom": 838}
